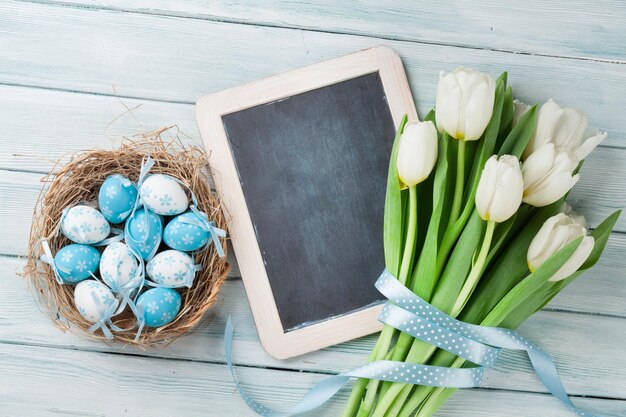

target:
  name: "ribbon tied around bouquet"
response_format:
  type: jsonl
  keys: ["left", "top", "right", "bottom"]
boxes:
{"left": 225, "top": 270, "right": 606, "bottom": 417}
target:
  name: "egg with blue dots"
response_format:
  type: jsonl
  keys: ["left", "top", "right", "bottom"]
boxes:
{"left": 137, "top": 288, "right": 182, "bottom": 327}
{"left": 99, "top": 242, "right": 141, "bottom": 291}
{"left": 163, "top": 211, "right": 211, "bottom": 252}
{"left": 98, "top": 175, "right": 138, "bottom": 224}
{"left": 74, "top": 279, "right": 121, "bottom": 323}
{"left": 146, "top": 250, "right": 197, "bottom": 288}
{"left": 61, "top": 205, "right": 110, "bottom": 244}
{"left": 124, "top": 208, "right": 163, "bottom": 261}
{"left": 54, "top": 244, "right": 101, "bottom": 284}
{"left": 139, "top": 174, "right": 189, "bottom": 216}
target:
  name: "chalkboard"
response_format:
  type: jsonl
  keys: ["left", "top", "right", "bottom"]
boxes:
{"left": 222, "top": 72, "right": 392, "bottom": 331}
{"left": 196, "top": 46, "right": 417, "bottom": 358}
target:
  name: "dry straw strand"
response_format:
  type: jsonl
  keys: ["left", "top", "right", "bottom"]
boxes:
{"left": 23, "top": 129, "right": 230, "bottom": 347}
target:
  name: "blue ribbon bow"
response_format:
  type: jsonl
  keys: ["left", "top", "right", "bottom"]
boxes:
{"left": 225, "top": 270, "right": 607, "bottom": 417}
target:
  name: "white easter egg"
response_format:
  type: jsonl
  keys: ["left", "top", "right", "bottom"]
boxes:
{"left": 146, "top": 249, "right": 197, "bottom": 288}
{"left": 74, "top": 280, "right": 120, "bottom": 323}
{"left": 139, "top": 174, "right": 188, "bottom": 216}
{"left": 61, "top": 205, "right": 110, "bottom": 244}
{"left": 99, "top": 242, "right": 140, "bottom": 291}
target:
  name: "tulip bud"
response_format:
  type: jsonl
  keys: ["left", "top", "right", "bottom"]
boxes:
{"left": 475, "top": 155, "right": 524, "bottom": 223}
{"left": 561, "top": 202, "right": 587, "bottom": 229}
{"left": 396, "top": 121, "right": 438, "bottom": 187}
{"left": 513, "top": 99, "right": 531, "bottom": 126}
{"left": 528, "top": 212, "right": 595, "bottom": 282}
{"left": 522, "top": 143, "right": 579, "bottom": 207}
{"left": 435, "top": 68, "right": 496, "bottom": 141}
{"left": 522, "top": 99, "right": 606, "bottom": 160}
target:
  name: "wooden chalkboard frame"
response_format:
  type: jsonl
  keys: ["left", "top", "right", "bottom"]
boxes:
{"left": 196, "top": 46, "right": 418, "bottom": 359}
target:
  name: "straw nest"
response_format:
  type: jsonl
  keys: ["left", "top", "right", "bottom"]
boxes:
{"left": 23, "top": 129, "right": 230, "bottom": 346}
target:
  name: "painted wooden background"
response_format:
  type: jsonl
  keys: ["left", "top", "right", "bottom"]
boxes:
{"left": 0, "top": 1, "right": 625, "bottom": 416}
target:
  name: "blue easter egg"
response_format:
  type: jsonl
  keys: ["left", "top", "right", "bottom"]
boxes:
{"left": 124, "top": 208, "right": 163, "bottom": 260}
{"left": 54, "top": 244, "right": 101, "bottom": 284}
{"left": 163, "top": 211, "right": 210, "bottom": 252}
{"left": 98, "top": 175, "right": 138, "bottom": 224}
{"left": 136, "top": 288, "right": 181, "bottom": 327}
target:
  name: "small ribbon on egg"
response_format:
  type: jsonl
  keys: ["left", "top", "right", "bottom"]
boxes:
{"left": 39, "top": 238, "right": 71, "bottom": 285}
{"left": 185, "top": 205, "right": 227, "bottom": 258}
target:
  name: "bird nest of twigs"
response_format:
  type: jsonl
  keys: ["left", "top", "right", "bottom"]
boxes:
{"left": 22, "top": 129, "right": 230, "bottom": 346}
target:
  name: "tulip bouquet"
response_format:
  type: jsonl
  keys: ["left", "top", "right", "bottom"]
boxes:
{"left": 341, "top": 69, "right": 619, "bottom": 417}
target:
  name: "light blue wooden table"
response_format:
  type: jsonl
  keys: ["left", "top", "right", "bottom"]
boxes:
{"left": 1, "top": 1, "right": 625, "bottom": 416}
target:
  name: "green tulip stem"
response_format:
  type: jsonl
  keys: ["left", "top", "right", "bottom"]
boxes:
{"left": 449, "top": 139, "right": 466, "bottom": 227}
{"left": 450, "top": 220, "right": 496, "bottom": 318}
{"left": 354, "top": 185, "right": 419, "bottom": 417}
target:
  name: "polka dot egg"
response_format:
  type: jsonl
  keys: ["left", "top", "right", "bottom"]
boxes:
{"left": 146, "top": 249, "right": 197, "bottom": 288}
{"left": 99, "top": 242, "right": 140, "bottom": 291}
{"left": 98, "top": 175, "right": 138, "bottom": 224}
{"left": 74, "top": 279, "right": 120, "bottom": 323}
{"left": 61, "top": 205, "right": 110, "bottom": 244}
{"left": 54, "top": 244, "right": 101, "bottom": 284}
{"left": 124, "top": 208, "right": 163, "bottom": 260}
{"left": 163, "top": 211, "right": 210, "bottom": 252}
{"left": 137, "top": 288, "right": 181, "bottom": 327}
{"left": 139, "top": 174, "right": 188, "bottom": 216}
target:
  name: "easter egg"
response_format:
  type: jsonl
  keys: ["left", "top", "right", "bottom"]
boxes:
{"left": 124, "top": 208, "right": 163, "bottom": 260}
{"left": 139, "top": 174, "right": 188, "bottom": 216}
{"left": 136, "top": 288, "right": 181, "bottom": 327}
{"left": 98, "top": 175, "right": 138, "bottom": 224}
{"left": 61, "top": 205, "right": 110, "bottom": 244}
{"left": 163, "top": 211, "right": 210, "bottom": 252}
{"left": 99, "top": 242, "right": 140, "bottom": 291}
{"left": 54, "top": 244, "right": 101, "bottom": 284}
{"left": 146, "top": 250, "right": 197, "bottom": 288}
{"left": 74, "top": 280, "right": 120, "bottom": 323}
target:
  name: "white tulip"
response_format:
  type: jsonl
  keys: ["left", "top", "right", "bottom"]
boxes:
{"left": 513, "top": 99, "right": 531, "bottom": 126}
{"left": 396, "top": 121, "right": 438, "bottom": 187}
{"left": 561, "top": 202, "right": 587, "bottom": 229}
{"left": 522, "top": 143, "right": 579, "bottom": 207}
{"left": 528, "top": 212, "right": 594, "bottom": 282}
{"left": 435, "top": 68, "right": 496, "bottom": 141}
{"left": 522, "top": 99, "right": 606, "bottom": 160}
{"left": 475, "top": 155, "right": 524, "bottom": 223}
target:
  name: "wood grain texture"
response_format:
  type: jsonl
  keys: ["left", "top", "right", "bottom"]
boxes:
{"left": 1, "top": 1, "right": 626, "bottom": 149}
{"left": 1, "top": 0, "right": 625, "bottom": 415}
{"left": 2, "top": 343, "right": 625, "bottom": 417}
{"left": 23, "top": 0, "right": 626, "bottom": 62}
{"left": 3, "top": 255, "right": 626, "bottom": 400}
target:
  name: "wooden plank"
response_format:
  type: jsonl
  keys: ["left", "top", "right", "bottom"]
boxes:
{"left": 28, "top": 0, "right": 626, "bottom": 63}
{"left": 0, "top": 85, "right": 200, "bottom": 173}
{"left": 1, "top": 2, "right": 626, "bottom": 148}
{"left": 4, "top": 255, "right": 626, "bottom": 399}
{"left": 1, "top": 332, "right": 626, "bottom": 416}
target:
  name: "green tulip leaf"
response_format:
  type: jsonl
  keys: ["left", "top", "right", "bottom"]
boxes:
{"left": 383, "top": 114, "right": 408, "bottom": 276}
{"left": 498, "top": 104, "right": 538, "bottom": 157}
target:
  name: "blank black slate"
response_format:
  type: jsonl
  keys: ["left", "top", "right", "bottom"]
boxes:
{"left": 222, "top": 72, "right": 394, "bottom": 331}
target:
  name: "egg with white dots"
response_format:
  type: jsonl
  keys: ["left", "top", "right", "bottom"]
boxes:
{"left": 137, "top": 288, "right": 181, "bottom": 327}
{"left": 98, "top": 175, "right": 138, "bottom": 224}
{"left": 99, "top": 242, "right": 140, "bottom": 291}
{"left": 163, "top": 211, "right": 211, "bottom": 252}
{"left": 54, "top": 244, "right": 101, "bottom": 284}
{"left": 139, "top": 174, "right": 189, "bottom": 216}
{"left": 124, "top": 208, "right": 163, "bottom": 260}
{"left": 61, "top": 205, "right": 110, "bottom": 245}
{"left": 74, "top": 279, "right": 120, "bottom": 323}
{"left": 146, "top": 249, "right": 197, "bottom": 288}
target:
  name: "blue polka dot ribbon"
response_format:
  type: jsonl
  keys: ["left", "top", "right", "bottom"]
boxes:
{"left": 224, "top": 270, "right": 607, "bottom": 417}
